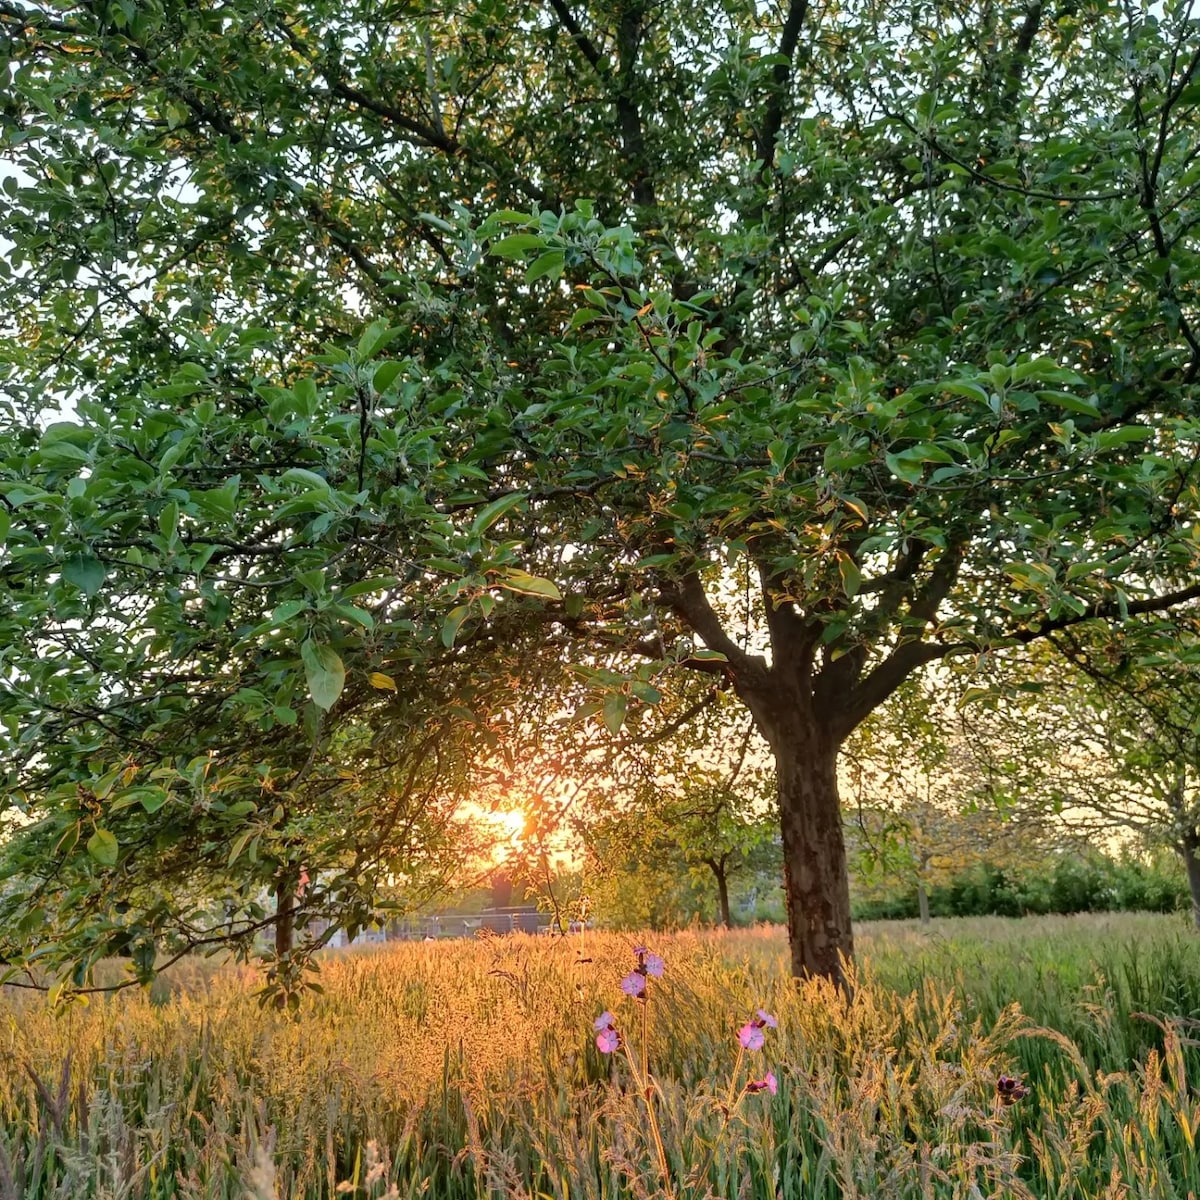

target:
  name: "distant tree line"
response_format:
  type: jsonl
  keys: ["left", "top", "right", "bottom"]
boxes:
{"left": 853, "top": 850, "right": 1188, "bottom": 922}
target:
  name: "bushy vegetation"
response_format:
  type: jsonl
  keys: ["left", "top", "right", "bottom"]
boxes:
{"left": 853, "top": 851, "right": 1189, "bottom": 922}
{"left": 2, "top": 914, "right": 1199, "bottom": 1199}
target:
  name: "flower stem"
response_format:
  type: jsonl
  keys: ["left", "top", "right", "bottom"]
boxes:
{"left": 689, "top": 1088, "right": 745, "bottom": 1200}
{"left": 724, "top": 1043, "right": 745, "bottom": 1113}
{"left": 622, "top": 1001, "right": 674, "bottom": 1200}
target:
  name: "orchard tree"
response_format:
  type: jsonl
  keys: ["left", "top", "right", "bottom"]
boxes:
{"left": 844, "top": 675, "right": 1056, "bottom": 923}
{"left": 966, "top": 626, "right": 1200, "bottom": 927}
{"left": 4, "top": 0, "right": 1200, "bottom": 987}
{"left": 583, "top": 696, "right": 779, "bottom": 928}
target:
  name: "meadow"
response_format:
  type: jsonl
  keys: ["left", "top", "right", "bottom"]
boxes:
{"left": 2, "top": 913, "right": 1199, "bottom": 1200}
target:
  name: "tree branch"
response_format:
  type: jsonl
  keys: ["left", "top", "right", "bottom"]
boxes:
{"left": 665, "top": 571, "right": 765, "bottom": 678}
{"left": 1011, "top": 579, "right": 1200, "bottom": 645}
{"left": 755, "top": 0, "right": 810, "bottom": 173}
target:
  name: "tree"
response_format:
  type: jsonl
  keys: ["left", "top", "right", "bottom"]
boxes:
{"left": 962, "top": 625, "right": 1200, "bottom": 927}
{"left": 844, "top": 675, "right": 1055, "bottom": 923}
{"left": 4, "top": 0, "right": 1200, "bottom": 988}
{"left": 583, "top": 697, "right": 779, "bottom": 928}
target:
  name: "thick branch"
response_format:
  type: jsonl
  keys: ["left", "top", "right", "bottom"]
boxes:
{"left": 1003, "top": 4, "right": 1043, "bottom": 108}
{"left": 1012, "top": 579, "right": 1200, "bottom": 645}
{"left": 755, "top": 0, "right": 810, "bottom": 173}
{"left": 547, "top": 0, "right": 605, "bottom": 72}
{"left": 615, "top": 4, "right": 656, "bottom": 209}
{"left": 834, "top": 641, "right": 949, "bottom": 741}
{"left": 908, "top": 542, "right": 965, "bottom": 627}
{"left": 666, "top": 571, "right": 766, "bottom": 679}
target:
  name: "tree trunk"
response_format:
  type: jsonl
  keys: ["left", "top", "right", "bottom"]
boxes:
{"left": 774, "top": 717, "right": 854, "bottom": 988}
{"left": 1181, "top": 829, "right": 1200, "bottom": 931}
{"left": 917, "top": 879, "right": 931, "bottom": 925}
{"left": 275, "top": 876, "right": 295, "bottom": 959}
{"left": 712, "top": 859, "right": 733, "bottom": 929}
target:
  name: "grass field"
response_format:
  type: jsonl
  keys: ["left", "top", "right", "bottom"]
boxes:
{"left": 3, "top": 913, "right": 1199, "bottom": 1199}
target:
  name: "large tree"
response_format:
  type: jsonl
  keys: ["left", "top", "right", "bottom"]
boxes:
{"left": 3, "top": 0, "right": 1200, "bottom": 987}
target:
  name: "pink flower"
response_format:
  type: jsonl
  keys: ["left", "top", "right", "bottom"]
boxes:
{"left": 746, "top": 1070, "right": 778, "bottom": 1095}
{"left": 756, "top": 1009, "right": 777, "bottom": 1028}
{"left": 738, "top": 1022, "right": 765, "bottom": 1051}
{"left": 594, "top": 1011, "right": 620, "bottom": 1053}
{"left": 644, "top": 952, "right": 665, "bottom": 978}
{"left": 620, "top": 970, "right": 647, "bottom": 997}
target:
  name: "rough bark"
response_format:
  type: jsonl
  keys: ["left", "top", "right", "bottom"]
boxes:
{"left": 771, "top": 712, "right": 854, "bottom": 988}
{"left": 707, "top": 857, "right": 733, "bottom": 929}
{"left": 275, "top": 876, "right": 295, "bottom": 959}
{"left": 917, "top": 879, "right": 931, "bottom": 926}
{"left": 1181, "top": 828, "right": 1200, "bottom": 930}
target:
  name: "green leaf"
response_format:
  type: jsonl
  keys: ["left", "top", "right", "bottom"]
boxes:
{"left": 441, "top": 604, "right": 470, "bottom": 648}
{"left": 373, "top": 361, "right": 404, "bottom": 392}
{"left": 158, "top": 500, "right": 179, "bottom": 542}
{"left": 228, "top": 829, "right": 253, "bottom": 866}
{"left": 300, "top": 640, "right": 346, "bottom": 711}
{"left": 525, "top": 250, "right": 565, "bottom": 284}
{"left": 280, "top": 467, "right": 331, "bottom": 491}
{"left": 602, "top": 692, "right": 628, "bottom": 735}
{"left": 86, "top": 828, "right": 119, "bottom": 867}
{"left": 332, "top": 602, "right": 374, "bottom": 629}
{"left": 838, "top": 554, "right": 862, "bottom": 598}
{"left": 137, "top": 788, "right": 168, "bottom": 814}
{"left": 1038, "top": 390, "right": 1101, "bottom": 418}
{"left": 292, "top": 376, "right": 319, "bottom": 417}
{"left": 496, "top": 570, "right": 561, "bottom": 600}
{"left": 359, "top": 321, "right": 403, "bottom": 360}
{"left": 472, "top": 492, "right": 527, "bottom": 534}
{"left": 884, "top": 452, "right": 924, "bottom": 485}
{"left": 489, "top": 233, "right": 544, "bottom": 258}
{"left": 62, "top": 554, "right": 106, "bottom": 597}
{"left": 271, "top": 599, "right": 308, "bottom": 624}
{"left": 568, "top": 307, "right": 607, "bottom": 330}
{"left": 1094, "top": 426, "right": 1150, "bottom": 451}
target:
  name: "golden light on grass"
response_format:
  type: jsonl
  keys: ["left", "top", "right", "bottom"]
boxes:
{"left": 2, "top": 914, "right": 1199, "bottom": 1198}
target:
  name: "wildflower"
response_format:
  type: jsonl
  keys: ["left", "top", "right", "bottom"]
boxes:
{"left": 596, "top": 1026, "right": 620, "bottom": 1054}
{"left": 738, "top": 1008, "right": 775, "bottom": 1050}
{"left": 629, "top": 946, "right": 665, "bottom": 980}
{"left": 620, "top": 970, "right": 647, "bottom": 998}
{"left": 746, "top": 1070, "right": 778, "bottom": 1095}
{"left": 595, "top": 1011, "right": 620, "bottom": 1054}
{"left": 997, "top": 1074, "right": 1030, "bottom": 1105}
{"left": 738, "top": 1022, "right": 765, "bottom": 1050}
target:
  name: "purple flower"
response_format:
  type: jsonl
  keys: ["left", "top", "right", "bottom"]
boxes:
{"left": 594, "top": 1011, "right": 620, "bottom": 1053}
{"left": 756, "top": 1009, "right": 777, "bottom": 1029}
{"left": 596, "top": 1027, "right": 620, "bottom": 1054}
{"left": 997, "top": 1074, "right": 1030, "bottom": 1105}
{"left": 620, "top": 970, "right": 647, "bottom": 998}
{"left": 738, "top": 1022, "right": 765, "bottom": 1051}
{"left": 746, "top": 1070, "right": 778, "bottom": 1095}
{"left": 644, "top": 952, "right": 665, "bottom": 978}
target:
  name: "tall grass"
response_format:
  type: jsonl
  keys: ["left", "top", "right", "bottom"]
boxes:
{"left": 2, "top": 913, "right": 1198, "bottom": 1198}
